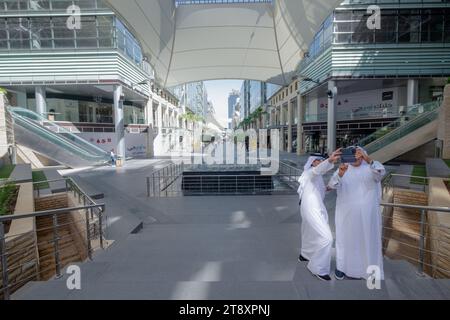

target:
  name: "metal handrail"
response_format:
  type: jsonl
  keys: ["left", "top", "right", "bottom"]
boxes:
{"left": 380, "top": 173, "right": 450, "bottom": 277}
{"left": 0, "top": 204, "right": 104, "bottom": 223}
{"left": 1, "top": 175, "right": 108, "bottom": 300}
{"left": 364, "top": 107, "right": 440, "bottom": 154}
{"left": 381, "top": 202, "right": 450, "bottom": 213}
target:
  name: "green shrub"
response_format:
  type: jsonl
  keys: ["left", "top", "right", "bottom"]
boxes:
{"left": 32, "top": 171, "right": 49, "bottom": 190}
{"left": 0, "top": 165, "right": 15, "bottom": 179}
{"left": 410, "top": 165, "right": 428, "bottom": 185}
{"left": 0, "top": 183, "right": 18, "bottom": 216}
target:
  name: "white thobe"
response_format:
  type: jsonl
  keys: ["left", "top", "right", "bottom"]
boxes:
{"left": 328, "top": 161, "right": 386, "bottom": 280}
{"left": 298, "top": 160, "right": 334, "bottom": 276}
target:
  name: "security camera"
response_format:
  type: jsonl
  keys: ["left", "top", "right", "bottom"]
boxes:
{"left": 327, "top": 90, "right": 334, "bottom": 99}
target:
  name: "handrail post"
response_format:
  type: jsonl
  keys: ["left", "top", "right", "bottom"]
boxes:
{"left": 152, "top": 175, "right": 156, "bottom": 198}
{"left": 52, "top": 214, "right": 62, "bottom": 279}
{"left": 146, "top": 177, "right": 150, "bottom": 198}
{"left": 85, "top": 208, "right": 93, "bottom": 260}
{"left": 0, "top": 222, "right": 10, "bottom": 300}
{"left": 98, "top": 209, "right": 104, "bottom": 250}
{"left": 418, "top": 209, "right": 426, "bottom": 276}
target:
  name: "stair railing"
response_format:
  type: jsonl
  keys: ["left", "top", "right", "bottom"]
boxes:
{"left": 0, "top": 178, "right": 107, "bottom": 300}
{"left": 380, "top": 174, "right": 450, "bottom": 278}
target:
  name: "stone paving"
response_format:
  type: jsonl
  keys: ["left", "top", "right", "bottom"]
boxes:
{"left": 12, "top": 155, "right": 450, "bottom": 300}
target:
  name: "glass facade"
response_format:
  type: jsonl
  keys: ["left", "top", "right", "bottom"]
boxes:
{"left": 0, "top": 0, "right": 147, "bottom": 68}
{"left": 334, "top": 8, "right": 450, "bottom": 44}
{"left": 173, "top": 82, "right": 208, "bottom": 117}
{"left": 27, "top": 94, "right": 145, "bottom": 125}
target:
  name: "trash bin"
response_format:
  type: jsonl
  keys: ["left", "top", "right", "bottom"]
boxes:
{"left": 115, "top": 157, "right": 123, "bottom": 167}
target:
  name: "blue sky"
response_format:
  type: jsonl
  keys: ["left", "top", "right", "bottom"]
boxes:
{"left": 204, "top": 80, "right": 243, "bottom": 128}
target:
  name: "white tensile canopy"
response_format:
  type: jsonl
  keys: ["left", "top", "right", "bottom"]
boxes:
{"left": 104, "top": 0, "right": 341, "bottom": 87}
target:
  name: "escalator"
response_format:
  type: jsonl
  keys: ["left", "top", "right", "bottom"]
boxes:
{"left": 358, "top": 100, "right": 442, "bottom": 163}
{"left": 8, "top": 107, "right": 110, "bottom": 168}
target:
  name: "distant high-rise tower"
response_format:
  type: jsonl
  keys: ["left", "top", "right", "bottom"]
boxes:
{"left": 228, "top": 90, "right": 240, "bottom": 129}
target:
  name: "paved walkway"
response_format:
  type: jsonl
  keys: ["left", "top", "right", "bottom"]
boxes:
{"left": 12, "top": 156, "right": 450, "bottom": 300}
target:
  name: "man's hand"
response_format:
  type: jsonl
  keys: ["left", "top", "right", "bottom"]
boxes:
{"left": 328, "top": 148, "right": 342, "bottom": 164}
{"left": 355, "top": 148, "right": 372, "bottom": 164}
{"left": 338, "top": 163, "right": 349, "bottom": 177}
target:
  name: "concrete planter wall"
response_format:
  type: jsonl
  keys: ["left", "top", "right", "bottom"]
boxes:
{"left": 428, "top": 178, "right": 450, "bottom": 278}
{"left": 0, "top": 182, "right": 38, "bottom": 297}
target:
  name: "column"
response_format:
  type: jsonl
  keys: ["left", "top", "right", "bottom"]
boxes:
{"left": 327, "top": 80, "right": 337, "bottom": 154}
{"left": 279, "top": 106, "right": 285, "bottom": 151}
{"left": 35, "top": 86, "right": 47, "bottom": 118}
{"left": 297, "top": 94, "right": 305, "bottom": 155}
{"left": 113, "top": 85, "right": 125, "bottom": 161}
{"left": 145, "top": 96, "right": 154, "bottom": 127}
{"left": 0, "top": 92, "right": 9, "bottom": 159}
{"left": 407, "top": 79, "right": 419, "bottom": 106}
{"left": 287, "top": 100, "right": 293, "bottom": 153}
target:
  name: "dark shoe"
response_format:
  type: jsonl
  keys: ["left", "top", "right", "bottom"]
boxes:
{"left": 335, "top": 269, "right": 345, "bottom": 280}
{"left": 315, "top": 274, "right": 332, "bottom": 281}
{"left": 298, "top": 254, "right": 309, "bottom": 262}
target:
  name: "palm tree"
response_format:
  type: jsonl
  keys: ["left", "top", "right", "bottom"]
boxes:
{"left": 181, "top": 112, "right": 204, "bottom": 152}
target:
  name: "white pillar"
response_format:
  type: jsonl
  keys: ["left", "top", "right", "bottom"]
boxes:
{"left": 113, "top": 85, "right": 125, "bottom": 161}
{"left": 407, "top": 79, "right": 419, "bottom": 106}
{"left": 327, "top": 80, "right": 337, "bottom": 154}
{"left": 297, "top": 94, "right": 305, "bottom": 155}
{"left": 287, "top": 100, "right": 293, "bottom": 153}
{"left": 35, "top": 86, "right": 46, "bottom": 117}
{"left": 145, "top": 96, "right": 154, "bottom": 127}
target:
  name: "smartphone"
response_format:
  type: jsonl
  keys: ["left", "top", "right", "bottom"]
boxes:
{"left": 341, "top": 147, "right": 357, "bottom": 163}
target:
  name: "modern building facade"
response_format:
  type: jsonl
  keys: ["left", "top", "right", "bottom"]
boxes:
{"left": 172, "top": 81, "right": 209, "bottom": 118}
{"left": 247, "top": 0, "right": 450, "bottom": 156}
{"left": 0, "top": 0, "right": 192, "bottom": 160}
{"left": 227, "top": 90, "right": 239, "bottom": 129}
{"left": 298, "top": 0, "right": 450, "bottom": 154}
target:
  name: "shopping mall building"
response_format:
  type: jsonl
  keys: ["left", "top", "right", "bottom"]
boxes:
{"left": 238, "top": 0, "right": 450, "bottom": 161}
{"left": 0, "top": 0, "right": 196, "bottom": 161}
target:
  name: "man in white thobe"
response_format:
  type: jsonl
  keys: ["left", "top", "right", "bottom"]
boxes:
{"left": 298, "top": 150, "right": 341, "bottom": 281}
{"left": 328, "top": 147, "right": 386, "bottom": 280}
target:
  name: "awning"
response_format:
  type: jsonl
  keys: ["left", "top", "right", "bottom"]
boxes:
{"left": 104, "top": 0, "right": 341, "bottom": 87}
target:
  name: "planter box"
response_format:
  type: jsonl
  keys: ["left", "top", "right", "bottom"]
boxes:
{"left": 428, "top": 178, "right": 450, "bottom": 278}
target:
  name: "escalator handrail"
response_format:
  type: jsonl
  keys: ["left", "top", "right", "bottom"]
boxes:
{"left": 8, "top": 107, "right": 109, "bottom": 157}
{"left": 9, "top": 108, "right": 109, "bottom": 162}
{"left": 358, "top": 100, "right": 441, "bottom": 147}
{"left": 364, "top": 108, "right": 440, "bottom": 154}
{"left": 13, "top": 115, "right": 107, "bottom": 162}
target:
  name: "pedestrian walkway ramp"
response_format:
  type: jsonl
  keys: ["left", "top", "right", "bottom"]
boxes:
{"left": 8, "top": 107, "right": 110, "bottom": 168}
{"left": 358, "top": 100, "right": 442, "bottom": 163}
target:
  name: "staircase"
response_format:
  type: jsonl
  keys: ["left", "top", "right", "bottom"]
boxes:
{"left": 36, "top": 214, "right": 83, "bottom": 281}
{"left": 358, "top": 100, "right": 442, "bottom": 163}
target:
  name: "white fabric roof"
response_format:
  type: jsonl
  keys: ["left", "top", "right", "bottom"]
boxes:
{"left": 104, "top": 0, "right": 341, "bottom": 88}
